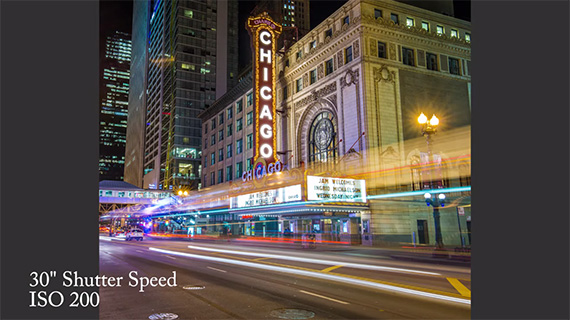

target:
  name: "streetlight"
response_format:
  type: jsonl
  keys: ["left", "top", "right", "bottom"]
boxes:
{"left": 424, "top": 192, "right": 445, "bottom": 249}
{"left": 418, "top": 112, "right": 443, "bottom": 249}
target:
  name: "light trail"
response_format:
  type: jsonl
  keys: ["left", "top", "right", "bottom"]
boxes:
{"left": 149, "top": 247, "right": 470, "bottom": 305}
{"left": 187, "top": 245, "right": 440, "bottom": 276}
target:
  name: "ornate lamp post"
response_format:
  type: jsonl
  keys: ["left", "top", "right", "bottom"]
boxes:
{"left": 418, "top": 113, "right": 444, "bottom": 249}
{"left": 424, "top": 192, "right": 445, "bottom": 249}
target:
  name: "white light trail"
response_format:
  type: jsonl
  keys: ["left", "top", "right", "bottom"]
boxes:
{"left": 299, "top": 290, "right": 349, "bottom": 304}
{"left": 149, "top": 247, "right": 469, "bottom": 305}
{"left": 187, "top": 245, "right": 439, "bottom": 276}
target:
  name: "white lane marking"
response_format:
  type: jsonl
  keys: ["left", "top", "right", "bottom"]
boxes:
{"left": 99, "top": 236, "right": 112, "bottom": 241}
{"left": 136, "top": 250, "right": 145, "bottom": 253}
{"left": 150, "top": 247, "right": 470, "bottom": 306}
{"left": 99, "top": 236, "right": 125, "bottom": 241}
{"left": 163, "top": 255, "right": 177, "bottom": 260}
{"left": 207, "top": 266, "right": 227, "bottom": 273}
{"left": 187, "top": 245, "right": 439, "bottom": 276}
{"left": 299, "top": 290, "right": 349, "bottom": 305}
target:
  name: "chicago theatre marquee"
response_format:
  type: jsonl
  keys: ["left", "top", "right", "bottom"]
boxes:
{"left": 199, "top": 0, "right": 471, "bottom": 247}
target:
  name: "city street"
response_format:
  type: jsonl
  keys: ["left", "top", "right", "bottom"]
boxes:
{"left": 100, "top": 237, "right": 470, "bottom": 319}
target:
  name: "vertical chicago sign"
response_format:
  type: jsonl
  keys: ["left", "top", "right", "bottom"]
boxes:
{"left": 246, "top": 13, "right": 282, "bottom": 180}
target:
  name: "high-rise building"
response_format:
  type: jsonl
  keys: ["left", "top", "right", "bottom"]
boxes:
{"left": 250, "top": 0, "right": 310, "bottom": 50}
{"left": 100, "top": 31, "right": 132, "bottom": 181}
{"left": 124, "top": 0, "right": 238, "bottom": 190}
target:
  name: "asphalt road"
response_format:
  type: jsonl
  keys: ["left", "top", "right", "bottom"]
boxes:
{"left": 99, "top": 237, "right": 470, "bottom": 319}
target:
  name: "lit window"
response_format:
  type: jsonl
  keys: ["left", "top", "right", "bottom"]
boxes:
{"left": 227, "top": 144, "right": 232, "bottom": 158}
{"left": 296, "top": 78, "right": 303, "bottom": 92}
{"left": 436, "top": 25, "right": 444, "bottom": 35}
{"left": 422, "top": 22, "right": 429, "bottom": 31}
{"left": 236, "top": 118, "right": 243, "bottom": 131}
{"left": 406, "top": 18, "right": 414, "bottom": 27}
{"left": 227, "top": 124, "right": 232, "bottom": 137}
{"left": 184, "top": 10, "right": 193, "bottom": 18}
{"left": 465, "top": 33, "right": 471, "bottom": 42}
{"left": 218, "top": 149, "right": 223, "bottom": 161}
{"left": 226, "top": 166, "right": 233, "bottom": 181}
{"left": 236, "top": 139, "right": 243, "bottom": 154}
{"left": 246, "top": 93, "right": 253, "bottom": 106}
{"left": 211, "top": 134, "right": 215, "bottom": 145}
{"left": 227, "top": 107, "right": 233, "bottom": 119}
{"left": 296, "top": 50, "right": 302, "bottom": 60}
{"left": 310, "top": 40, "right": 316, "bottom": 48}
{"left": 211, "top": 152, "right": 215, "bottom": 165}
{"left": 451, "top": 29, "right": 458, "bottom": 38}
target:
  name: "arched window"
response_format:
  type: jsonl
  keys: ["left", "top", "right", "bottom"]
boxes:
{"left": 410, "top": 156, "right": 421, "bottom": 191}
{"left": 308, "top": 111, "right": 338, "bottom": 163}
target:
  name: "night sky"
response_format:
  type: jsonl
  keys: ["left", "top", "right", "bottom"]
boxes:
{"left": 100, "top": 0, "right": 470, "bottom": 75}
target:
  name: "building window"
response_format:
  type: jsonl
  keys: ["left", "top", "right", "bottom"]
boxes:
{"left": 227, "top": 124, "right": 232, "bottom": 137}
{"left": 406, "top": 17, "right": 414, "bottom": 27}
{"left": 325, "top": 28, "right": 333, "bottom": 38}
{"left": 402, "top": 47, "right": 415, "bottom": 66}
{"left": 426, "top": 52, "right": 438, "bottom": 71}
{"left": 449, "top": 57, "right": 461, "bottom": 75}
{"left": 283, "top": 85, "right": 288, "bottom": 99}
{"left": 218, "top": 149, "right": 223, "bottom": 161}
{"left": 343, "top": 15, "right": 349, "bottom": 25}
{"left": 308, "top": 111, "right": 337, "bottom": 163}
{"left": 465, "top": 32, "right": 471, "bottom": 42}
{"left": 296, "top": 78, "right": 303, "bottom": 92}
{"left": 296, "top": 50, "right": 302, "bottom": 60}
{"left": 236, "top": 162, "right": 243, "bottom": 179}
{"left": 436, "top": 25, "right": 444, "bottom": 35}
{"left": 236, "top": 139, "right": 243, "bottom": 154}
{"left": 390, "top": 13, "right": 399, "bottom": 25}
{"left": 211, "top": 172, "right": 215, "bottom": 185}
{"left": 204, "top": 123, "right": 208, "bottom": 134}
{"left": 211, "top": 134, "right": 215, "bottom": 146}
{"left": 378, "top": 41, "right": 387, "bottom": 59}
{"left": 247, "top": 134, "right": 253, "bottom": 149}
{"left": 227, "top": 144, "right": 232, "bottom": 158}
{"left": 227, "top": 107, "right": 233, "bottom": 119}
{"left": 236, "top": 118, "right": 243, "bottom": 131}
{"left": 450, "top": 29, "right": 458, "bottom": 38}
{"left": 211, "top": 118, "right": 216, "bottom": 129}
{"left": 211, "top": 152, "right": 215, "bottom": 165}
{"left": 310, "top": 69, "right": 317, "bottom": 84}
{"left": 247, "top": 112, "right": 253, "bottom": 126}
{"left": 236, "top": 99, "right": 243, "bottom": 113}
{"left": 226, "top": 165, "right": 232, "bottom": 181}
{"left": 203, "top": 175, "right": 207, "bottom": 187}
{"left": 374, "top": 9, "right": 382, "bottom": 19}
{"left": 310, "top": 40, "right": 316, "bottom": 48}
{"left": 246, "top": 93, "right": 253, "bottom": 106}
{"left": 204, "top": 154, "right": 207, "bottom": 168}
{"left": 218, "top": 130, "right": 224, "bottom": 142}
{"left": 184, "top": 10, "right": 193, "bottom": 18}
{"left": 218, "top": 169, "right": 223, "bottom": 183}
{"left": 345, "top": 46, "right": 353, "bottom": 63}
{"left": 218, "top": 113, "right": 224, "bottom": 125}
{"left": 285, "top": 59, "right": 289, "bottom": 67}
{"left": 325, "top": 58, "right": 333, "bottom": 76}
{"left": 422, "top": 21, "right": 429, "bottom": 31}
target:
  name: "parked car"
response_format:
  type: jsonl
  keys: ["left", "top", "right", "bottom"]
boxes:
{"left": 126, "top": 228, "right": 144, "bottom": 241}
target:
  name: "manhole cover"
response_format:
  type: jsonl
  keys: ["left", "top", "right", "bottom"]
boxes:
{"left": 182, "top": 285, "right": 205, "bottom": 290}
{"left": 270, "top": 309, "right": 315, "bottom": 320}
{"left": 148, "top": 313, "right": 179, "bottom": 320}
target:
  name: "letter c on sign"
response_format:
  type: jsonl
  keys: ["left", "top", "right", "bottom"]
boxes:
{"left": 260, "top": 86, "right": 272, "bottom": 100}
{"left": 260, "top": 31, "right": 271, "bottom": 45}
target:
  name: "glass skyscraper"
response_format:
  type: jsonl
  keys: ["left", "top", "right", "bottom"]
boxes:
{"left": 124, "top": 0, "right": 238, "bottom": 190}
{"left": 99, "top": 31, "right": 132, "bottom": 181}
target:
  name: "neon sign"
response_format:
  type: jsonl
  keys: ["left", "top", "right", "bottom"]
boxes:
{"left": 247, "top": 14, "right": 282, "bottom": 164}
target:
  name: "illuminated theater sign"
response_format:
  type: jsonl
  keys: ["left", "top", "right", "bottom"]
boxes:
{"left": 307, "top": 176, "right": 367, "bottom": 203}
{"left": 245, "top": 13, "right": 282, "bottom": 179}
